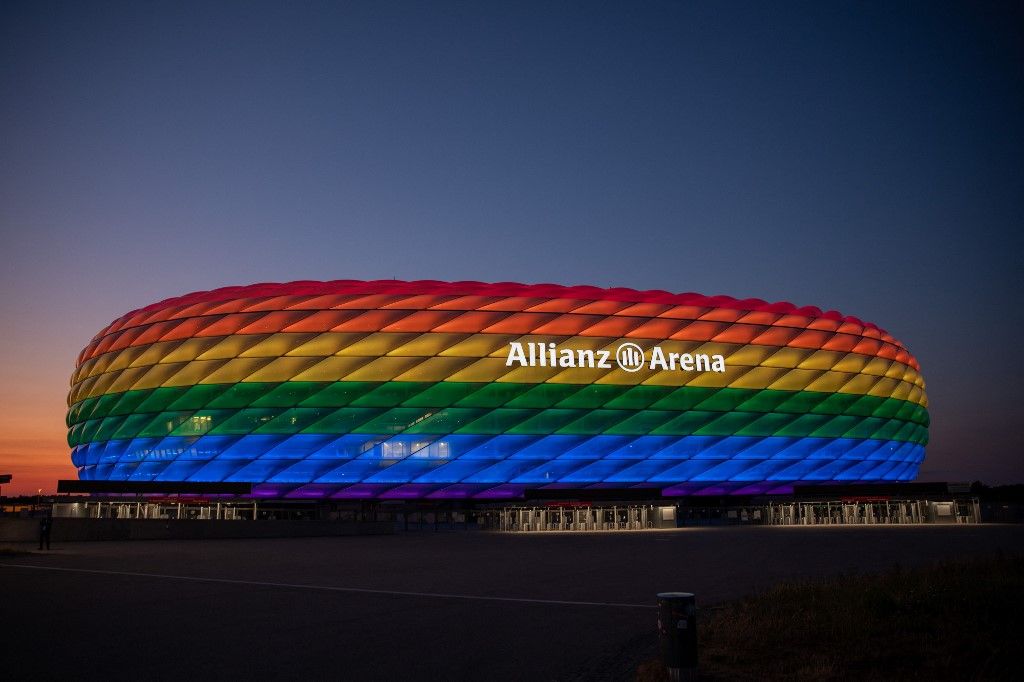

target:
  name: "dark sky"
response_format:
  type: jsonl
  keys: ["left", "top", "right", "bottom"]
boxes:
{"left": 1, "top": 1, "right": 1021, "bottom": 491}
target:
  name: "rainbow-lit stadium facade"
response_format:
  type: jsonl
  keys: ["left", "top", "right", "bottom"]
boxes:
{"left": 67, "top": 280, "right": 927, "bottom": 499}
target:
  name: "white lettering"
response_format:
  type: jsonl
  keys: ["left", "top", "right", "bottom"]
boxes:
{"left": 506, "top": 343, "right": 726, "bottom": 373}
{"left": 507, "top": 342, "right": 527, "bottom": 366}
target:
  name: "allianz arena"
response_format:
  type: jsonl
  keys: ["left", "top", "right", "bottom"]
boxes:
{"left": 67, "top": 280, "right": 927, "bottom": 499}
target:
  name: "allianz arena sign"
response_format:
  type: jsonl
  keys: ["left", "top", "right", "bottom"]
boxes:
{"left": 506, "top": 341, "right": 727, "bottom": 374}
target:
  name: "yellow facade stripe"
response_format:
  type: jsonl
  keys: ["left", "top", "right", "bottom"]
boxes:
{"left": 198, "top": 335, "right": 270, "bottom": 361}
{"left": 238, "top": 333, "right": 318, "bottom": 359}
{"left": 71, "top": 350, "right": 928, "bottom": 408}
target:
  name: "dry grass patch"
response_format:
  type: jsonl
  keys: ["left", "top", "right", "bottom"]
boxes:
{"left": 639, "top": 552, "right": 1022, "bottom": 681}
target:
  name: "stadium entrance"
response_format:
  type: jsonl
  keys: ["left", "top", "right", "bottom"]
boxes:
{"left": 495, "top": 503, "right": 677, "bottom": 532}
{"left": 764, "top": 498, "right": 980, "bottom": 525}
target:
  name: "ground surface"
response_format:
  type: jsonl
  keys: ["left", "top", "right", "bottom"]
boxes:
{"left": 2, "top": 525, "right": 1022, "bottom": 681}
{"left": 639, "top": 552, "right": 1023, "bottom": 681}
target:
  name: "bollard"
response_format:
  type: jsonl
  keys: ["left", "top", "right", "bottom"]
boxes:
{"left": 657, "top": 592, "right": 697, "bottom": 681}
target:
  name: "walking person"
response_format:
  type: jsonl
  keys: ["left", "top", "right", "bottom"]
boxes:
{"left": 38, "top": 514, "right": 52, "bottom": 551}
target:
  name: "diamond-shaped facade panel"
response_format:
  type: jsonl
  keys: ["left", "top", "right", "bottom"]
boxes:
{"left": 68, "top": 280, "right": 927, "bottom": 498}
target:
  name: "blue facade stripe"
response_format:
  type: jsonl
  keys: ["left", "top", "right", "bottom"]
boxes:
{"left": 70, "top": 434, "right": 925, "bottom": 486}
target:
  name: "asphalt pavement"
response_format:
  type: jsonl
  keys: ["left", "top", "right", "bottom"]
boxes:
{"left": 3, "top": 524, "right": 1021, "bottom": 681}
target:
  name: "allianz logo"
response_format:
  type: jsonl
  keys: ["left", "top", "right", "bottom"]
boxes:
{"left": 505, "top": 341, "right": 727, "bottom": 374}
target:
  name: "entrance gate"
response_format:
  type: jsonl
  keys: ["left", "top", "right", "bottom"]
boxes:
{"left": 764, "top": 499, "right": 980, "bottom": 525}
{"left": 497, "top": 505, "right": 662, "bottom": 532}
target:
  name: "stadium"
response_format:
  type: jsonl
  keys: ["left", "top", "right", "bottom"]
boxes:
{"left": 66, "top": 279, "right": 928, "bottom": 500}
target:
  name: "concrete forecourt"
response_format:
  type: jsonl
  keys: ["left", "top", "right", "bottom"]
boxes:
{"left": 3, "top": 524, "right": 1020, "bottom": 680}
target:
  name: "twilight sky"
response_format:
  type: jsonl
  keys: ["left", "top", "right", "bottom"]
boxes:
{"left": 1, "top": 1, "right": 1021, "bottom": 494}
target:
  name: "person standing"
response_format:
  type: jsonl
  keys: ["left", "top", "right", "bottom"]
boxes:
{"left": 38, "top": 515, "right": 52, "bottom": 550}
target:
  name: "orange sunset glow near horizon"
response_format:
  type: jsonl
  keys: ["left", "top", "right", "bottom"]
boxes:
{"left": 0, "top": 309, "right": 93, "bottom": 496}
{"left": 1, "top": 352, "right": 78, "bottom": 496}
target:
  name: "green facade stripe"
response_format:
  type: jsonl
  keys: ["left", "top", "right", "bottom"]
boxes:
{"left": 67, "top": 383, "right": 931, "bottom": 448}
{"left": 68, "top": 405, "right": 929, "bottom": 446}
{"left": 68, "top": 381, "right": 929, "bottom": 428}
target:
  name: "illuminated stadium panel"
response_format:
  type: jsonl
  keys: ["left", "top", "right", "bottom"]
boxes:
{"left": 67, "top": 280, "right": 927, "bottom": 499}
